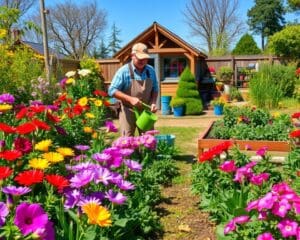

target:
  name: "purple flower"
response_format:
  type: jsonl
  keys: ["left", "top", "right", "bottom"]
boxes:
{"left": 105, "top": 120, "right": 118, "bottom": 133}
{"left": 105, "top": 189, "right": 127, "bottom": 205}
{"left": 94, "top": 167, "right": 113, "bottom": 185}
{"left": 0, "top": 93, "right": 15, "bottom": 104}
{"left": 54, "top": 125, "right": 67, "bottom": 135}
{"left": 14, "top": 202, "right": 49, "bottom": 236}
{"left": 219, "top": 160, "right": 237, "bottom": 173}
{"left": 92, "top": 152, "right": 111, "bottom": 163}
{"left": 70, "top": 170, "right": 94, "bottom": 188}
{"left": 116, "top": 180, "right": 135, "bottom": 190}
{"left": 119, "top": 148, "right": 134, "bottom": 157}
{"left": 250, "top": 173, "right": 270, "bottom": 186}
{"left": 2, "top": 186, "right": 31, "bottom": 196}
{"left": 64, "top": 189, "right": 83, "bottom": 209}
{"left": 34, "top": 220, "right": 55, "bottom": 240}
{"left": 124, "top": 159, "right": 142, "bottom": 172}
{"left": 257, "top": 232, "right": 275, "bottom": 240}
{"left": 0, "top": 202, "right": 9, "bottom": 227}
{"left": 74, "top": 154, "right": 87, "bottom": 161}
{"left": 75, "top": 145, "right": 90, "bottom": 151}
{"left": 277, "top": 219, "right": 298, "bottom": 238}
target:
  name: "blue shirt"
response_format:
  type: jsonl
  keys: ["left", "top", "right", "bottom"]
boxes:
{"left": 108, "top": 62, "right": 158, "bottom": 97}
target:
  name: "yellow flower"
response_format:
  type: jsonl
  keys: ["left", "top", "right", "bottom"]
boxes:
{"left": 82, "top": 202, "right": 112, "bottom": 227}
{"left": 0, "top": 104, "right": 12, "bottom": 112}
{"left": 83, "top": 126, "right": 93, "bottom": 133}
{"left": 66, "top": 78, "right": 75, "bottom": 84}
{"left": 29, "top": 158, "right": 49, "bottom": 170}
{"left": 78, "top": 97, "right": 88, "bottom": 107}
{"left": 0, "top": 29, "right": 7, "bottom": 38}
{"left": 42, "top": 152, "right": 64, "bottom": 163}
{"left": 34, "top": 140, "right": 53, "bottom": 152}
{"left": 273, "top": 112, "right": 280, "bottom": 118}
{"left": 85, "top": 112, "right": 95, "bottom": 119}
{"left": 92, "top": 132, "right": 98, "bottom": 139}
{"left": 94, "top": 99, "right": 103, "bottom": 107}
{"left": 56, "top": 147, "right": 75, "bottom": 157}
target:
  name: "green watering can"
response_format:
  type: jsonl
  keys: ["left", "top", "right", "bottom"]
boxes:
{"left": 134, "top": 103, "right": 158, "bottom": 131}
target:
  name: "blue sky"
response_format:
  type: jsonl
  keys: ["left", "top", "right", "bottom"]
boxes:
{"left": 46, "top": 0, "right": 298, "bottom": 51}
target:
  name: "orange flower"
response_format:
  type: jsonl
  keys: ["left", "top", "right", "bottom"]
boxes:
{"left": 82, "top": 202, "right": 112, "bottom": 227}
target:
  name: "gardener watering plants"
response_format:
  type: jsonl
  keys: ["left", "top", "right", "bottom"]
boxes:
{"left": 108, "top": 42, "right": 158, "bottom": 136}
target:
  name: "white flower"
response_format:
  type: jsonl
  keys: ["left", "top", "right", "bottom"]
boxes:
{"left": 78, "top": 69, "right": 91, "bottom": 77}
{"left": 65, "top": 71, "right": 76, "bottom": 78}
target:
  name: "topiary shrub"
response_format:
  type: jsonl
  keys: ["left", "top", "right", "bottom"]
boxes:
{"left": 232, "top": 33, "right": 261, "bottom": 55}
{"left": 175, "top": 67, "right": 203, "bottom": 115}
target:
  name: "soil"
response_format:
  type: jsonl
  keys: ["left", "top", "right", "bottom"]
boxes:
{"left": 154, "top": 110, "right": 219, "bottom": 240}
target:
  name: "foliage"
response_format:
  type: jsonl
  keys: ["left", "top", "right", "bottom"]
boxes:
{"left": 217, "top": 66, "right": 233, "bottom": 83}
{"left": 249, "top": 63, "right": 297, "bottom": 108}
{"left": 175, "top": 67, "right": 203, "bottom": 114}
{"left": 231, "top": 33, "right": 261, "bottom": 55}
{"left": 267, "top": 25, "right": 300, "bottom": 64}
{"left": 170, "top": 97, "right": 185, "bottom": 107}
{"left": 208, "top": 106, "right": 293, "bottom": 141}
{"left": 247, "top": 0, "right": 286, "bottom": 50}
{"left": 210, "top": 97, "right": 226, "bottom": 107}
{"left": 107, "top": 23, "right": 122, "bottom": 57}
{"left": 229, "top": 87, "right": 243, "bottom": 101}
{"left": 287, "top": 0, "right": 300, "bottom": 11}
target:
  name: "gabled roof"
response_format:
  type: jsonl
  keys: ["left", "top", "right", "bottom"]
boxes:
{"left": 21, "top": 41, "right": 66, "bottom": 59}
{"left": 114, "top": 21, "right": 207, "bottom": 62}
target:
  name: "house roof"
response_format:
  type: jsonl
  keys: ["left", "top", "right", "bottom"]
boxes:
{"left": 114, "top": 21, "right": 207, "bottom": 62}
{"left": 21, "top": 41, "right": 66, "bottom": 59}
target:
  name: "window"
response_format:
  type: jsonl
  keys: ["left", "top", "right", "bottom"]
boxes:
{"left": 163, "top": 57, "right": 187, "bottom": 79}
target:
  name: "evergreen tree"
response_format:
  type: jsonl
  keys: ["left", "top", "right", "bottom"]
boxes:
{"left": 175, "top": 67, "right": 203, "bottom": 115}
{"left": 232, "top": 33, "right": 261, "bottom": 55}
{"left": 247, "top": 0, "right": 286, "bottom": 50}
{"left": 108, "top": 23, "right": 122, "bottom": 56}
{"left": 92, "top": 38, "right": 110, "bottom": 59}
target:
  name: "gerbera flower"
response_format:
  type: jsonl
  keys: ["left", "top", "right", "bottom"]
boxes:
{"left": 56, "top": 147, "right": 75, "bottom": 157}
{"left": 32, "top": 119, "right": 51, "bottom": 131}
{"left": 78, "top": 97, "right": 88, "bottom": 107}
{"left": 85, "top": 112, "right": 95, "bottom": 118}
{"left": 14, "top": 170, "right": 44, "bottom": 186}
{"left": 0, "top": 150, "right": 22, "bottom": 161}
{"left": 83, "top": 126, "right": 93, "bottom": 133}
{"left": 0, "top": 93, "right": 15, "bottom": 104}
{"left": 105, "top": 120, "right": 118, "bottom": 133}
{"left": 42, "top": 152, "right": 64, "bottom": 163}
{"left": 14, "top": 202, "right": 49, "bottom": 235}
{"left": 290, "top": 129, "right": 300, "bottom": 138}
{"left": 0, "top": 166, "right": 13, "bottom": 180}
{"left": 93, "top": 89, "right": 108, "bottom": 97}
{"left": 94, "top": 99, "right": 103, "bottom": 107}
{"left": 69, "top": 170, "right": 94, "bottom": 188}
{"left": 34, "top": 140, "right": 53, "bottom": 152}
{"left": 14, "top": 137, "right": 32, "bottom": 154}
{"left": 2, "top": 186, "right": 31, "bottom": 196}
{"left": 0, "top": 122, "right": 16, "bottom": 134}
{"left": 29, "top": 158, "right": 50, "bottom": 170}
{"left": 0, "top": 104, "right": 12, "bottom": 112}
{"left": 81, "top": 202, "right": 112, "bottom": 227}
{"left": 0, "top": 202, "right": 9, "bottom": 227}
{"left": 16, "top": 122, "right": 36, "bottom": 135}
{"left": 45, "top": 174, "right": 69, "bottom": 192}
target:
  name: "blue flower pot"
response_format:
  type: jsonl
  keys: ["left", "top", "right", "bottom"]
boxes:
{"left": 173, "top": 106, "right": 184, "bottom": 117}
{"left": 214, "top": 105, "right": 223, "bottom": 115}
{"left": 161, "top": 96, "right": 172, "bottom": 115}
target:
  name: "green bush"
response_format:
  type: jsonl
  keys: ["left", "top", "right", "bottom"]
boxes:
{"left": 185, "top": 98, "right": 203, "bottom": 115}
{"left": 231, "top": 33, "right": 261, "bottom": 55}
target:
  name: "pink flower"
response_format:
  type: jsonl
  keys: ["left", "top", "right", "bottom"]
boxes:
{"left": 246, "top": 199, "right": 258, "bottom": 212}
{"left": 277, "top": 219, "right": 298, "bottom": 238}
{"left": 257, "top": 193, "right": 277, "bottom": 211}
{"left": 257, "top": 232, "right": 275, "bottom": 240}
{"left": 272, "top": 199, "right": 291, "bottom": 218}
{"left": 256, "top": 146, "right": 268, "bottom": 156}
{"left": 224, "top": 219, "right": 236, "bottom": 235}
{"left": 219, "top": 160, "right": 237, "bottom": 172}
{"left": 250, "top": 173, "right": 270, "bottom": 186}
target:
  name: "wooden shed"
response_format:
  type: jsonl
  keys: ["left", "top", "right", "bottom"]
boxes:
{"left": 98, "top": 21, "right": 207, "bottom": 102}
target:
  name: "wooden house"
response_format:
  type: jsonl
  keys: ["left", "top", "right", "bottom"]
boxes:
{"left": 98, "top": 22, "right": 208, "bottom": 105}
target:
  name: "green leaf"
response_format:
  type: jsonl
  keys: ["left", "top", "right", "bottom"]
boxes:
{"left": 114, "top": 218, "right": 129, "bottom": 227}
{"left": 83, "top": 225, "right": 97, "bottom": 240}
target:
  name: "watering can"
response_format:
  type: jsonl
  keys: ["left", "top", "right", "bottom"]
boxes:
{"left": 133, "top": 102, "right": 158, "bottom": 131}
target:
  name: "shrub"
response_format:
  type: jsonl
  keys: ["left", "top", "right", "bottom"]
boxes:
{"left": 170, "top": 97, "right": 185, "bottom": 107}
{"left": 232, "top": 33, "right": 261, "bottom": 55}
{"left": 217, "top": 66, "right": 233, "bottom": 84}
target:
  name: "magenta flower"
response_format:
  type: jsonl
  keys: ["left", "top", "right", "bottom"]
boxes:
{"left": 112, "top": 136, "right": 134, "bottom": 148}
{"left": 116, "top": 179, "right": 135, "bottom": 190}
{"left": 223, "top": 215, "right": 250, "bottom": 235}
{"left": 64, "top": 189, "right": 83, "bottom": 209}
{"left": 94, "top": 167, "right": 113, "bottom": 185}
{"left": 257, "top": 232, "right": 274, "bottom": 240}
{"left": 105, "top": 189, "right": 127, "bottom": 205}
{"left": 105, "top": 120, "right": 118, "bottom": 132}
{"left": 219, "top": 160, "right": 237, "bottom": 172}
{"left": 2, "top": 186, "right": 31, "bottom": 196}
{"left": 69, "top": 170, "right": 94, "bottom": 188}
{"left": 257, "top": 192, "right": 277, "bottom": 211}
{"left": 34, "top": 220, "right": 55, "bottom": 240}
{"left": 257, "top": 211, "right": 267, "bottom": 220}
{"left": 233, "top": 215, "right": 250, "bottom": 224}
{"left": 250, "top": 173, "right": 270, "bottom": 186}
{"left": 75, "top": 145, "right": 90, "bottom": 151}
{"left": 256, "top": 146, "right": 268, "bottom": 156}
{"left": 119, "top": 148, "right": 134, "bottom": 157}
{"left": 272, "top": 199, "right": 291, "bottom": 218}
{"left": 0, "top": 93, "right": 15, "bottom": 104}
{"left": 13, "top": 137, "right": 32, "bottom": 154}
{"left": 224, "top": 219, "right": 236, "bottom": 235}
{"left": 124, "top": 159, "right": 142, "bottom": 172}
{"left": 246, "top": 199, "right": 258, "bottom": 212}
{"left": 92, "top": 152, "right": 111, "bottom": 163}
{"left": 0, "top": 202, "right": 9, "bottom": 227}
{"left": 14, "top": 202, "right": 49, "bottom": 236}
{"left": 277, "top": 219, "right": 298, "bottom": 238}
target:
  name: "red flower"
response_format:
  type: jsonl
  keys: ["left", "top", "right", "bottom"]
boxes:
{"left": 0, "top": 166, "right": 13, "bottom": 180}
{"left": 16, "top": 107, "right": 28, "bottom": 119}
{"left": 290, "top": 129, "right": 300, "bottom": 138}
{"left": 291, "top": 112, "right": 300, "bottom": 119}
{"left": 0, "top": 150, "right": 22, "bottom": 161}
{"left": 45, "top": 174, "right": 69, "bottom": 192}
{"left": 46, "top": 112, "right": 60, "bottom": 123}
{"left": 13, "top": 137, "right": 32, "bottom": 154}
{"left": 16, "top": 122, "right": 36, "bottom": 135}
{"left": 296, "top": 68, "right": 300, "bottom": 78}
{"left": 93, "top": 89, "right": 108, "bottom": 97}
{"left": 32, "top": 119, "right": 51, "bottom": 131}
{"left": 29, "top": 105, "right": 46, "bottom": 113}
{"left": 0, "top": 122, "right": 16, "bottom": 134}
{"left": 15, "top": 170, "right": 44, "bottom": 186}
{"left": 103, "top": 100, "right": 111, "bottom": 107}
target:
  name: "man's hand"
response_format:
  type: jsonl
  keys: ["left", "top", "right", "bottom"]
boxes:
{"left": 150, "top": 104, "right": 157, "bottom": 113}
{"left": 129, "top": 96, "right": 142, "bottom": 108}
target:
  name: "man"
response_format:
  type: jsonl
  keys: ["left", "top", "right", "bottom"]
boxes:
{"left": 108, "top": 42, "right": 158, "bottom": 136}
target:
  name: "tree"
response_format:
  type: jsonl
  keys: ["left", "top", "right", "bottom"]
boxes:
{"left": 287, "top": 0, "right": 300, "bottom": 11}
{"left": 184, "top": 0, "right": 244, "bottom": 56}
{"left": 247, "top": 0, "right": 286, "bottom": 50}
{"left": 267, "top": 25, "right": 300, "bottom": 64}
{"left": 232, "top": 33, "right": 261, "bottom": 55}
{"left": 108, "top": 23, "right": 122, "bottom": 57}
{"left": 46, "top": 0, "right": 107, "bottom": 60}
{"left": 92, "top": 38, "right": 110, "bottom": 59}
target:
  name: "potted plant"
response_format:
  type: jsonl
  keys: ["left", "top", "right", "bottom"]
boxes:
{"left": 217, "top": 66, "right": 234, "bottom": 85}
{"left": 170, "top": 97, "right": 185, "bottom": 117}
{"left": 215, "top": 81, "right": 224, "bottom": 92}
{"left": 210, "top": 97, "right": 226, "bottom": 115}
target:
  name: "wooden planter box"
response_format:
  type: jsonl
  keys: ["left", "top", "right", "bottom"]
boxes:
{"left": 198, "top": 121, "right": 291, "bottom": 156}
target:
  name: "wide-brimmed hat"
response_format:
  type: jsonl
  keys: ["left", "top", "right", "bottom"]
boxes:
{"left": 131, "top": 43, "right": 150, "bottom": 59}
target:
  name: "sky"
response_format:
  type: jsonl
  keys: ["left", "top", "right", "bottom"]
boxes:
{"left": 46, "top": 0, "right": 298, "bottom": 52}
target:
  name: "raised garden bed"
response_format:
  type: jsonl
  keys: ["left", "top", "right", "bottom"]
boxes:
{"left": 198, "top": 121, "right": 291, "bottom": 157}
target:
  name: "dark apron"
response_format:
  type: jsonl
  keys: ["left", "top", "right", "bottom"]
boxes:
{"left": 119, "top": 64, "right": 153, "bottom": 136}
